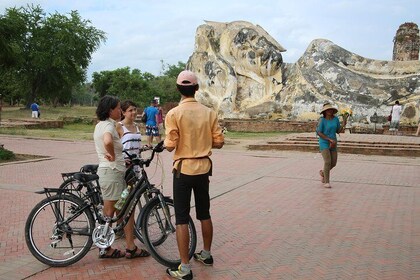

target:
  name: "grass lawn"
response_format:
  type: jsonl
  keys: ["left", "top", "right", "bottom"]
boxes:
{"left": 0, "top": 123, "right": 95, "bottom": 140}
{"left": 0, "top": 105, "right": 290, "bottom": 141}
{"left": 1, "top": 105, "right": 96, "bottom": 120}
{"left": 1, "top": 106, "right": 96, "bottom": 140}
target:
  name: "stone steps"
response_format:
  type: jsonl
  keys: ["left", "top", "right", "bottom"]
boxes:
{"left": 248, "top": 134, "right": 420, "bottom": 157}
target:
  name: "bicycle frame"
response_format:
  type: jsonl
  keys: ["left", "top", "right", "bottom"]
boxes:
{"left": 109, "top": 176, "right": 154, "bottom": 233}
{"left": 109, "top": 142, "right": 166, "bottom": 230}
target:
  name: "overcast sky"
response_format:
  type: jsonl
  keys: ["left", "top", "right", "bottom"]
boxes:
{"left": 1, "top": 0, "right": 419, "bottom": 80}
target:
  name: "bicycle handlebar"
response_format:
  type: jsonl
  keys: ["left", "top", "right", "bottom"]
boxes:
{"left": 123, "top": 141, "right": 165, "bottom": 168}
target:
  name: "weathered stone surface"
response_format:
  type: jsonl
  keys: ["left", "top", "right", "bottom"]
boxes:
{"left": 393, "top": 22, "right": 419, "bottom": 61}
{"left": 281, "top": 39, "right": 420, "bottom": 124}
{"left": 188, "top": 20, "right": 420, "bottom": 125}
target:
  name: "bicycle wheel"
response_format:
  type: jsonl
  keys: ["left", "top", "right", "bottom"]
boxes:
{"left": 134, "top": 191, "right": 156, "bottom": 243}
{"left": 25, "top": 194, "right": 95, "bottom": 267}
{"left": 141, "top": 197, "right": 197, "bottom": 267}
{"left": 59, "top": 177, "right": 83, "bottom": 195}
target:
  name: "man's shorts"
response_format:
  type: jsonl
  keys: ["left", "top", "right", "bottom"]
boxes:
{"left": 97, "top": 167, "right": 125, "bottom": 200}
{"left": 145, "top": 125, "right": 160, "bottom": 137}
{"left": 173, "top": 172, "right": 210, "bottom": 225}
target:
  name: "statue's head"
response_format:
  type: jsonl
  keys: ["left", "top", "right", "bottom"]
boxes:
{"left": 230, "top": 27, "right": 284, "bottom": 76}
{"left": 217, "top": 21, "right": 286, "bottom": 77}
{"left": 190, "top": 20, "right": 287, "bottom": 117}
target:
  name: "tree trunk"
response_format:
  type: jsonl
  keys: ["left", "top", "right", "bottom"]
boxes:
{"left": 26, "top": 78, "right": 41, "bottom": 108}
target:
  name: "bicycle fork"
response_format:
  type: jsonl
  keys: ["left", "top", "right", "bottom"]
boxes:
{"left": 158, "top": 194, "right": 176, "bottom": 234}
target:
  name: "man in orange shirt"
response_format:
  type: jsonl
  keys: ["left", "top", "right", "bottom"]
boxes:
{"left": 164, "top": 70, "right": 224, "bottom": 279}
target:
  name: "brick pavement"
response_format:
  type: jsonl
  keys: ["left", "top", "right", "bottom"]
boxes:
{"left": 0, "top": 134, "right": 419, "bottom": 279}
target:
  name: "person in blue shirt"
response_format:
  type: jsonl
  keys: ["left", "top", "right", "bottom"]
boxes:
{"left": 143, "top": 99, "right": 160, "bottom": 146}
{"left": 30, "top": 102, "right": 39, "bottom": 118}
{"left": 316, "top": 102, "right": 347, "bottom": 188}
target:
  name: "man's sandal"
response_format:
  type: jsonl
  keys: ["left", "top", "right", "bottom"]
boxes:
{"left": 125, "top": 246, "right": 150, "bottom": 259}
{"left": 99, "top": 248, "right": 125, "bottom": 259}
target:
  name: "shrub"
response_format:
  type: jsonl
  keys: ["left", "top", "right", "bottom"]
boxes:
{"left": 0, "top": 147, "right": 15, "bottom": 160}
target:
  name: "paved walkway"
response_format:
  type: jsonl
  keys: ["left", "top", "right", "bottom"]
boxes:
{"left": 0, "top": 134, "right": 419, "bottom": 280}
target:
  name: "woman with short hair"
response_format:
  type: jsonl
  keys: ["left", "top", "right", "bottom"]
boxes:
{"left": 94, "top": 95, "right": 149, "bottom": 259}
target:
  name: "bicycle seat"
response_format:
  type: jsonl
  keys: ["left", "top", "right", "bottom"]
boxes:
{"left": 73, "top": 172, "right": 99, "bottom": 183}
{"left": 61, "top": 171, "right": 78, "bottom": 178}
{"left": 81, "top": 164, "right": 99, "bottom": 174}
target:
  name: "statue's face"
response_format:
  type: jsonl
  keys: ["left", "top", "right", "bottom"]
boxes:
{"left": 232, "top": 28, "right": 283, "bottom": 76}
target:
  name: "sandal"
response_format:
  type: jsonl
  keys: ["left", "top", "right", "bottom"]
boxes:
{"left": 125, "top": 246, "right": 150, "bottom": 259}
{"left": 99, "top": 248, "right": 125, "bottom": 259}
{"left": 319, "top": 170, "right": 325, "bottom": 183}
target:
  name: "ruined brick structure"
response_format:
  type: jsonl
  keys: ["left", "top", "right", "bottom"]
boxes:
{"left": 392, "top": 22, "right": 420, "bottom": 61}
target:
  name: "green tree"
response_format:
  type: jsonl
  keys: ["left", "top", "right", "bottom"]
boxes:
{"left": 71, "top": 83, "right": 97, "bottom": 106}
{"left": 0, "top": 5, "right": 106, "bottom": 106}
{"left": 92, "top": 67, "right": 152, "bottom": 108}
{"left": 91, "top": 61, "right": 186, "bottom": 108}
{"left": 0, "top": 7, "right": 25, "bottom": 67}
{"left": 160, "top": 60, "right": 186, "bottom": 77}
{"left": 155, "top": 60, "right": 186, "bottom": 104}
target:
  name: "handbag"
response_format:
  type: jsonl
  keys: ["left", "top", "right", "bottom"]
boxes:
{"left": 387, "top": 107, "right": 393, "bottom": 122}
{"left": 141, "top": 110, "right": 147, "bottom": 123}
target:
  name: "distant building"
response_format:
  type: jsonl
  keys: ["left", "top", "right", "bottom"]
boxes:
{"left": 392, "top": 22, "right": 420, "bottom": 61}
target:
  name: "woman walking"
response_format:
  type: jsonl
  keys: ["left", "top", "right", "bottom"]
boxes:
{"left": 316, "top": 102, "right": 347, "bottom": 188}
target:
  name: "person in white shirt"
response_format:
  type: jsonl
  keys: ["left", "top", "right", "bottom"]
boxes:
{"left": 94, "top": 95, "right": 149, "bottom": 259}
{"left": 116, "top": 100, "right": 142, "bottom": 157}
{"left": 389, "top": 100, "right": 402, "bottom": 135}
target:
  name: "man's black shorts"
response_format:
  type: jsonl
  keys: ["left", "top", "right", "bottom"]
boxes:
{"left": 173, "top": 172, "right": 210, "bottom": 225}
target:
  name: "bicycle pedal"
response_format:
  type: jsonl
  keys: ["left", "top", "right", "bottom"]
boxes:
{"left": 99, "top": 248, "right": 107, "bottom": 256}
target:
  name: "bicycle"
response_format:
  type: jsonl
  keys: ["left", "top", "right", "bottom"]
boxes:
{"left": 57, "top": 146, "right": 162, "bottom": 230}
{"left": 25, "top": 141, "right": 197, "bottom": 267}
{"left": 56, "top": 146, "right": 162, "bottom": 237}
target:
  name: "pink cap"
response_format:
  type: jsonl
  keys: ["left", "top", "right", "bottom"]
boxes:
{"left": 176, "top": 70, "right": 198, "bottom": 86}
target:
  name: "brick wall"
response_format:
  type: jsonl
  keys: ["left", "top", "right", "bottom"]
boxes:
{"left": 222, "top": 119, "right": 418, "bottom": 135}
{"left": 222, "top": 119, "right": 318, "bottom": 132}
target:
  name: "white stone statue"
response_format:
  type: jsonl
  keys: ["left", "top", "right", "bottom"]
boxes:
{"left": 188, "top": 20, "right": 420, "bottom": 124}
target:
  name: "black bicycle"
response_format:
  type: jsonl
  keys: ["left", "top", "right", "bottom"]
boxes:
{"left": 25, "top": 141, "right": 197, "bottom": 267}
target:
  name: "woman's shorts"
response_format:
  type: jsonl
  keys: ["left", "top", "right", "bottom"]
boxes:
{"left": 97, "top": 167, "right": 126, "bottom": 201}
